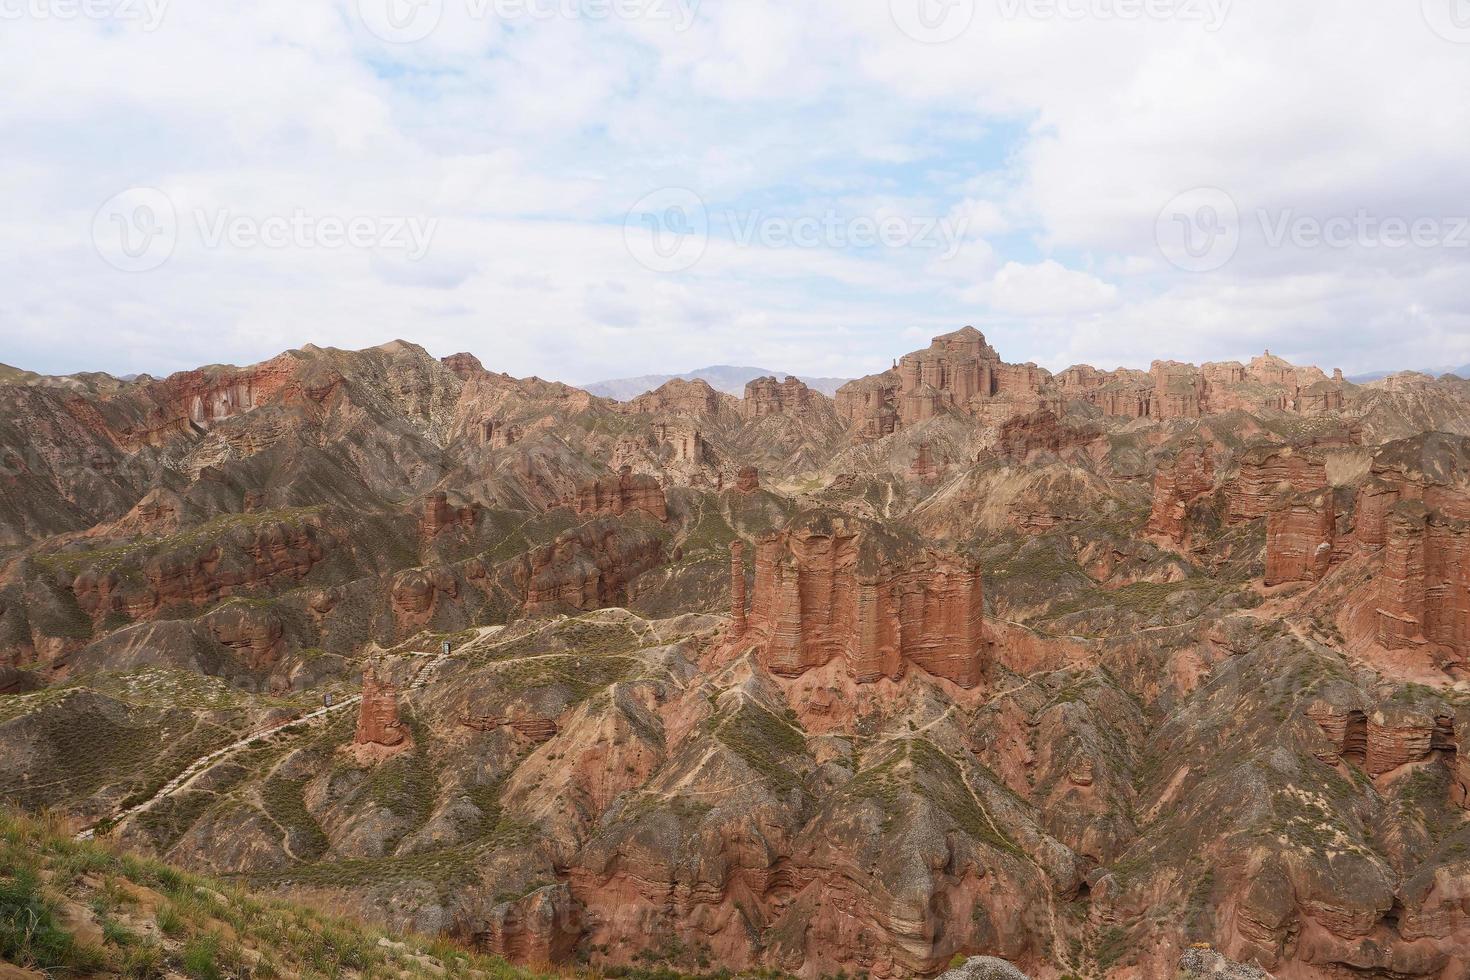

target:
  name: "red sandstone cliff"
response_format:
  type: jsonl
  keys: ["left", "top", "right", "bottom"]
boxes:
{"left": 355, "top": 664, "right": 406, "bottom": 747}
{"left": 566, "top": 467, "right": 669, "bottom": 522}
{"left": 1147, "top": 438, "right": 1217, "bottom": 544}
{"left": 746, "top": 511, "right": 987, "bottom": 687}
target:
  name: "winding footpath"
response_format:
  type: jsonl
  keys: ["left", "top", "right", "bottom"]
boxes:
{"left": 74, "top": 632, "right": 486, "bottom": 842}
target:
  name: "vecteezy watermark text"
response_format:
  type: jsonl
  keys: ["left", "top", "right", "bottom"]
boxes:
{"left": 356, "top": 0, "right": 698, "bottom": 44}
{"left": 0, "top": 0, "right": 168, "bottom": 29}
{"left": 1157, "top": 187, "right": 1470, "bottom": 272}
{"left": 889, "top": 0, "right": 1229, "bottom": 44}
{"left": 93, "top": 188, "right": 437, "bottom": 273}
{"left": 623, "top": 188, "right": 970, "bottom": 273}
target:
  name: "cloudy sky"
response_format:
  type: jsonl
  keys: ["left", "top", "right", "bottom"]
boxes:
{"left": 3, "top": 0, "right": 1470, "bottom": 385}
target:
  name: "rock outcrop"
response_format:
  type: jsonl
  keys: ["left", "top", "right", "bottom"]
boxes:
{"left": 355, "top": 665, "right": 406, "bottom": 747}
{"left": 836, "top": 327, "right": 1054, "bottom": 435}
{"left": 1264, "top": 490, "right": 1335, "bottom": 586}
{"left": 1225, "top": 445, "right": 1328, "bottom": 524}
{"left": 622, "top": 378, "right": 724, "bottom": 418}
{"left": 68, "top": 516, "right": 328, "bottom": 625}
{"left": 517, "top": 521, "right": 664, "bottom": 614}
{"left": 742, "top": 376, "right": 819, "bottom": 419}
{"left": 1375, "top": 502, "right": 1470, "bottom": 660}
{"left": 1148, "top": 438, "right": 1217, "bottom": 544}
{"left": 748, "top": 511, "right": 987, "bottom": 687}
{"left": 421, "top": 492, "right": 479, "bottom": 537}
{"left": 566, "top": 467, "right": 668, "bottom": 522}
{"left": 730, "top": 539, "right": 747, "bottom": 635}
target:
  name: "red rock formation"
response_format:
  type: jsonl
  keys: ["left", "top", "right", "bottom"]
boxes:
{"left": 1150, "top": 361, "right": 1208, "bottom": 418}
{"left": 834, "top": 374, "right": 899, "bottom": 439}
{"left": 992, "top": 410, "right": 1100, "bottom": 464}
{"left": 1147, "top": 439, "right": 1217, "bottom": 543}
{"left": 1306, "top": 702, "right": 1368, "bottom": 766}
{"left": 747, "top": 512, "right": 987, "bottom": 687}
{"left": 390, "top": 567, "right": 460, "bottom": 629}
{"left": 70, "top": 517, "right": 326, "bottom": 624}
{"left": 1265, "top": 490, "right": 1336, "bottom": 586}
{"left": 651, "top": 422, "right": 705, "bottom": 464}
{"left": 204, "top": 604, "right": 285, "bottom": 670}
{"left": 743, "top": 376, "right": 818, "bottom": 419}
{"left": 355, "top": 665, "right": 406, "bottom": 747}
{"left": 567, "top": 467, "right": 668, "bottom": 522}
{"left": 623, "top": 379, "right": 723, "bottom": 417}
{"left": 908, "top": 442, "right": 942, "bottom": 483}
{"left": 735, "top": 466, "right": 760, "bottom": 493}
{"left": 421, "top": 492, "right": 479, "bottom": 537}
{"left": 461, "top": 714, "right": 559, "bottom": 741}
{"left": 1364, "top": 706, "right": 1444, "bottom": 777}
{"left": 1376, "top": 503, "right": 1470, "bottom": 660}
{"left": 480, "top": 418, "right": 521, "bottom": 449}
{"left": 1225, "top": 445, "right": 1328, "bottom": 524}
{"left": 518, "top": 521, "right": 664, "bottom": 615}
{"left": 441, "top": 352, "right": 487, "bottom": 379}
{"left": 730, "top": 540, "right": 747, "bottom": 635}
{"left": 476, "top": 884, "right": 581, "bottom": 965}
{"left": 836, "top": 327, "right": 1053, "bottom": 436}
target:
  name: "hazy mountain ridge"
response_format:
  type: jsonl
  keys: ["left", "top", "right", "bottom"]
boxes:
{"left": 583, "top": 364, "right": 849, "bottom": 400}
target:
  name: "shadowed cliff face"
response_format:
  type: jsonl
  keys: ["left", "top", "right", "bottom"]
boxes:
{"left": 5, "top": 331, "right": 1470, "bottom": 978}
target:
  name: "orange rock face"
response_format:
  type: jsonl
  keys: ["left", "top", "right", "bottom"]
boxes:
{"left": 735, "top": 466, "right": 760, "bottom": 493}
{"left": 836, "top": 327, "right": 1052, "bottom": 435}
{"left": 730, "top": 540, "right": 747, "bottom": 635}
{"left": 1376, "top": 503, "right": 1470, "bottom": 659}
{"left": 70, "top": 517, "right": 326, "bottom": 624}
{"left": 1147, "top": 439, "right": 1217, "bottom": 544}
{"left": 1265, "top": 490, "right": 1336, "bottom": 586}
{"left": 204, "top": 604, "right": 285, "bottom": 670}
{"left": 907, "top": 442, "right": 942, "bottom": 483}
{"left": 623, "top": 378, "right": 724, "bottom": 417}
{"left": 355, "top": 665, "right": 406, "bottom": 746}
{"left": 441, "top": 352, "right": 487, "bottom": 379}
{"left": 567, "top": 467, "right": 668, "bottom": 522}
{"left": 421, "top": 491, "right": 479, "bottom": 537}
{"left": 747, "top": 512, "right": 986, "bottom": 687}
{"left": 518, "top": 521, "right": 664, "bottom": 615}
{"left": 742, "top": 376, "right": 818, "bottom": 419}
{"left": 1225, "top": 445, "right": 1328, "bottom": 524}
{"left": 992, "top": 409, "right": 1099, "bottom": 464}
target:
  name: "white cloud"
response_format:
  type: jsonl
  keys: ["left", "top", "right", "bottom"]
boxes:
{"left": 0, "top": 0, "right": 1468, "bottom": 383}
{"left": 967, "top": 261, "right": 1119, "bottom": 316}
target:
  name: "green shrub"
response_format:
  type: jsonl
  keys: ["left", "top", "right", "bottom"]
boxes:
{"left": 182, "top": 933, "right": 222, "bottom": 980}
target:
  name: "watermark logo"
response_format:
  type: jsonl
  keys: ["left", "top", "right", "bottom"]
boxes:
{"left": 1259, "top": 210, "right": 1470, "bottom": 251}
{"left": 92, "top": 188, "right": 438, "bottom": 271}
{"left": 1158, "top": 187, "right": 1470, "bottom": 272}
{"left": 358, "top": 0, "right": 697, "bottom": 42}
{"left": 624, "top": 188, "right": 972, "bottom": 273}
{"left": 1156, "top": 187, "right": 1240, "bottom": 273}
{"left": 624, "top": 188, "right": 709, "bottom": 273}
{"left": 890, "top": 0, "right": 976, "bottom": 43}
{"left": 358, "top": 0, "right": 444, "bottom": 43}
{"left": 998, "top": 0, "right": 1231, "bottom": 31}
{"left": 0, "top": 0, "right": 170, "bottom": 31}
{"left": 93, "top": 187, "right": 178, "bottom": 273}
{"left": 1422, "top": 0, "right": 1470, "bottom": 43}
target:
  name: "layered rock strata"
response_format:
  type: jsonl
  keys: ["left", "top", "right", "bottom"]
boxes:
{"left": 566, "top": 467, "right": 668, "bottom": 522}
{"left": 747, "top": 511, "right": 986, "bottom": 687}
{"left": 355, "top": 665, "right": 406, "bottom": 747}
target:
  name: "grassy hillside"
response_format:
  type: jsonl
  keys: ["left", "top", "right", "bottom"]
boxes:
{"left": 0, "top": 807, "right": 540, "bottom": 979}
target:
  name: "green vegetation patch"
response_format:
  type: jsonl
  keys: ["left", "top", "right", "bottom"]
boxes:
{"left": 708, "top": 700, "right": 809, "bottom": 795}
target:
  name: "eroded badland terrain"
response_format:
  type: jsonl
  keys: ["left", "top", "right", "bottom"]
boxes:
{"left": 5, "top": 329, "right": 1470, "bottom": 978}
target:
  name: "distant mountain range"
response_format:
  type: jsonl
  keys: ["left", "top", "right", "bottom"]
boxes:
{"left": 582, "top": 365, "right": 851, "bottom": 401}
{"left": 1348, "top": 364, "right": 1470, "bottom": 384}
